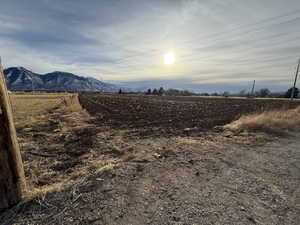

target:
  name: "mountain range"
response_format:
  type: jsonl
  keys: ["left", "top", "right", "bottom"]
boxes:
{"left": 3, "top": 67, "right": 128, "bottom": 92}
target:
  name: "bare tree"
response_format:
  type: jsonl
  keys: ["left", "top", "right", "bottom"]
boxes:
{"left": 258, "top": 88, "right": 271, "bottom": 97}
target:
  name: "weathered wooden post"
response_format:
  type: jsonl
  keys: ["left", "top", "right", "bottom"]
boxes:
{"left": 0, "top": 59, "right": 26, "bottom": 210}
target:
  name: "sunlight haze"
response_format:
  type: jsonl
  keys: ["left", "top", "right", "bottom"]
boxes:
{"left": 164, "top": 52, "right": 176, "bottom": 65}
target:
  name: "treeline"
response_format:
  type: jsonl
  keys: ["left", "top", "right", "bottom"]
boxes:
{"left": 214, "top": 87, "right": 299, "bottom": 98}
{"left": 139, "top": 87, "right": 299, "bottom": 98}
{"left": 145, "top": 87, "right": 196, "bottom": 96}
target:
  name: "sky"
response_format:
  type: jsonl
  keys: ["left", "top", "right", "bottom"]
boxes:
{"left": 0, "top": 0, "right": 300, "bottom": 93}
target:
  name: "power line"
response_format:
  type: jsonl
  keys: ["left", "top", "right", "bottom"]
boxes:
{"left": 117, "top": 17, "right": 300, "bottom": 66}
{"left": 181, "top": 35, "right": 300, "bottom": 62}
{"left": 114, "top": 9, "right": 300, "bottom": 65}
{"left": 179, "top": 10, "right": 300, "bottom": 45}
{"left": 100, "top": 9, "right": 300, "bottom": 80}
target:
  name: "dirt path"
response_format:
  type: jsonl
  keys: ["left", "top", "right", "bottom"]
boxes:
{"left": 1, "top": 131, "right": 299, "bottom": 225}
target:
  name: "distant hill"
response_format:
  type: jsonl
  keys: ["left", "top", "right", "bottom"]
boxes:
{"left": 4, "top": 67, "right": 127, "bottom": 92}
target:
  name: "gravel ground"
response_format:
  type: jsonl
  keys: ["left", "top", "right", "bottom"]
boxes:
{"left": 1, "top": 132, "right": 299, "bottom": 225}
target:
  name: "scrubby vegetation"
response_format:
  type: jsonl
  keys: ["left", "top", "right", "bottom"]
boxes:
{"left": 225, "top": 106, "right": 300, "bottom": 134}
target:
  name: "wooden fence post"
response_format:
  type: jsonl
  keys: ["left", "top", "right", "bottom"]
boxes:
{"left": 0, "top": 60, "right": 26, "bottom": 210}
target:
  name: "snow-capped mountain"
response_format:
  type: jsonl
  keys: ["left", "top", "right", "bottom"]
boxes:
{"left": 4, "top": 67, "right": 125, "bottom": 92}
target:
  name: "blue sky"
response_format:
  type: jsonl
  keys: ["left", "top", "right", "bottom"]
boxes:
{"left": 0, "top": 0, "right": 300, "bottom": 92}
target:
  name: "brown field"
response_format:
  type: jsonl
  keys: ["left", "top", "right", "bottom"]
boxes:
{"left": 1, "top": 93, "right": 300, "bottom": 225}
{"left": 79, "top": 93, "right": 300, "bottom": 136}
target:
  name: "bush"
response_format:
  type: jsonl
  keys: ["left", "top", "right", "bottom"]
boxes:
{"left": 258, "top": 88, "right": 271, "bottom": 97}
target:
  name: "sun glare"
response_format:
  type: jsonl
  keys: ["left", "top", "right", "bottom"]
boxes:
{"left": 164, "top": 51, "right": 176, "bottom": 65}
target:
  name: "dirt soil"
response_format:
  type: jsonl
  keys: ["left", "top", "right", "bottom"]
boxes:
{"left": 79, "top": 94, "right": 300, "bottom": 136}
{"left": 0, "top": 95, "right": 299, "bottom": 225}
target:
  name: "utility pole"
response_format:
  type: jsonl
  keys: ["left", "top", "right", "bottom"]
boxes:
{"left": 291, "top": 58, "right": 300, "bottom": 101}
{"left": 30, "top": 74, "right": 35, "bottom": 93}
{"left": 250, "top": 80, "right": 256, "bottom": 97}
{"left": 0, "top": 57, "right": 26, "bottom": 210}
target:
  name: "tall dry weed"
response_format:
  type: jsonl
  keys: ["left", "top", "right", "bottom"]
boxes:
{"left": 224, "top": 106, "right": 300, "bottom": 134}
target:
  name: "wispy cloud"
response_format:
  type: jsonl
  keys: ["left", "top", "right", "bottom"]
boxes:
{"left": 0, "top": 0, "right": 299, "bottom": 92}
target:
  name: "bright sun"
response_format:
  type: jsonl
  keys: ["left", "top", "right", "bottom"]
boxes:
{"left": 164, "top": 51, "right": 176, "bottom": 65}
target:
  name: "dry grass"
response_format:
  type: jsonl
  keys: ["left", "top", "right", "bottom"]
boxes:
{"left": 9, "top": 93, "right": 80, "bottom": 127}
{"left": 8, "top": 93, "right": 91, "bottom": 197}
{"left": 10, "top": 94, "right": 64, "bottom": 127}
{"left": 225, "top": 106, "right": 300, "bottom": 134}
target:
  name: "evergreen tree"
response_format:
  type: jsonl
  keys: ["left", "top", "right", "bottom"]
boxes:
{"left": 152, "top": 88, "right": 158, "bottom": 95}
{"left": 158, "top": 87, "right": 165, "bottom": 96}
